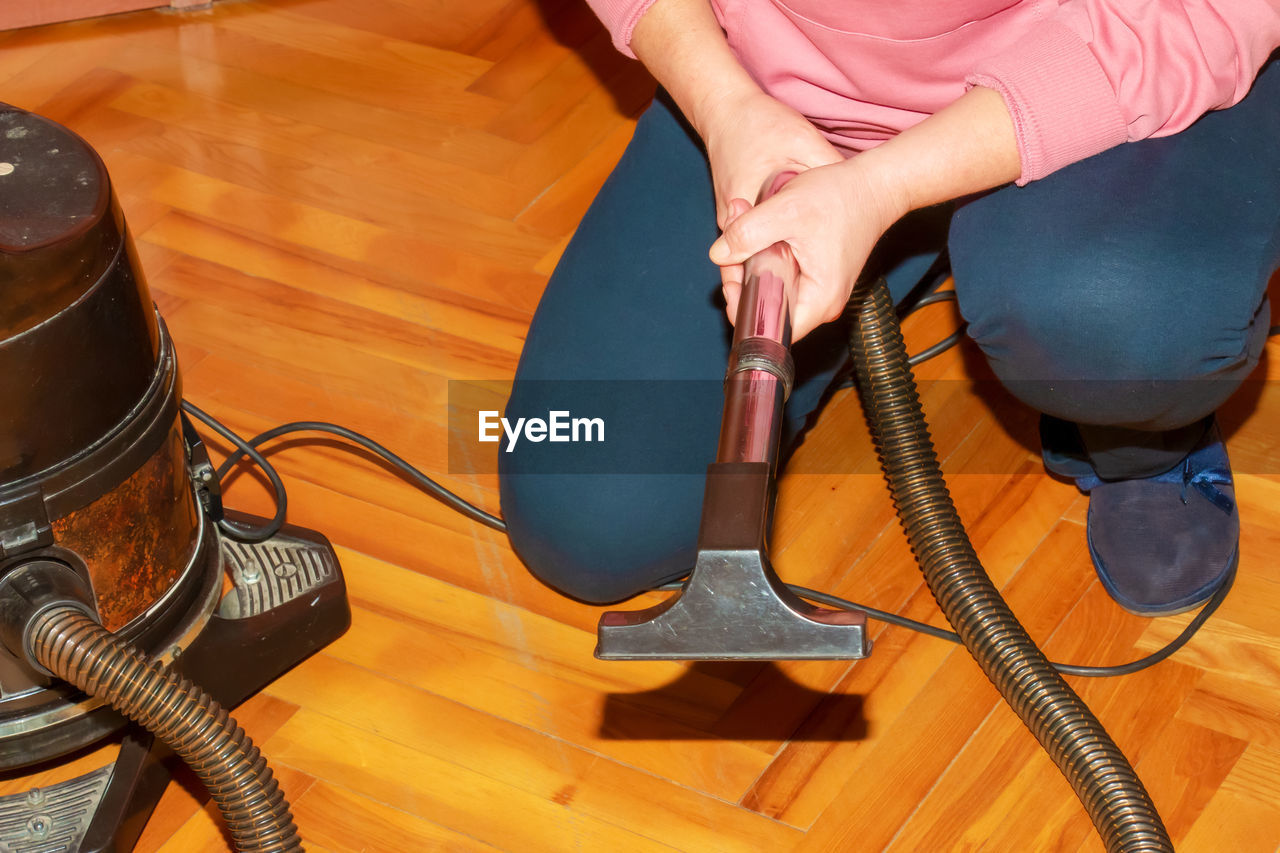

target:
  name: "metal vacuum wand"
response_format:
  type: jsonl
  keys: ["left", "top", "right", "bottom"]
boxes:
{"left": 595, "top": 175, "right": 870, "bottom": 660}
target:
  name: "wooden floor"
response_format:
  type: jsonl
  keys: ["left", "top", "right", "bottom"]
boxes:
{"left": 3, "top": 1, "right": 1279, "bottom": 850}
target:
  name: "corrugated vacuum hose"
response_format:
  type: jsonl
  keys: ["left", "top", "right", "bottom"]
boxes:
{"left": 28, "top": 606, "right": 303, "bottom": 853}
{"left": 850, "top": 278, "right": 1173, "bottom": 853}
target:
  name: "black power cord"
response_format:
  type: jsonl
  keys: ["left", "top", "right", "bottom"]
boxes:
{"left": 903, "top": 289, "right": 966, "bottom": 366}
{"left": 659, "top": 567, "right": 1235, "bottom": 678}
{"left": 182, "top": 401, "right": 289, "bottom": 544}
{"left": 181, "top": 400, "right": 1233, "bottom": 680}
{"left": 180, "top": 402, "right": 506, "bottom": 538}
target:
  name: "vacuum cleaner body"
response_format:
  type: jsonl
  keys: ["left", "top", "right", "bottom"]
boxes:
{"left": 0, "top": 104, "right": 192, "bottom": 627}
{"left": 0, "top": 103, "right": 349, "bottom": 847}
{"left": 0, "top": 103, "right": 217, "bottom": 766}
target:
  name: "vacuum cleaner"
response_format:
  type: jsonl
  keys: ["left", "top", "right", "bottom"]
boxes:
{"left": 0, "top": 103, "right": 349, "bottom": 852}
{"left": 597, "top": 174, "right": 1177, "bottom": 852}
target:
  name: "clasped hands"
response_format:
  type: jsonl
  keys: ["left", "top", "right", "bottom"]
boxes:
{"left": 700, "top": 91, "right": 908, "bottom": 342}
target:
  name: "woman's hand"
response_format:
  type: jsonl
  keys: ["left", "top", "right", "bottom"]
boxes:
{"left": 709, "top": 156, "right": 908, "bottom": 341}
{"left": 628, "top": 0, "right": 848, "bottom": 323}
{"left": 707, "top": 85, "right": 1021, "bottom": 341}
{"left": 695, "top": 89, "right": 845, "bottom": 326}
{"left": 698, "top": 90, "right": 844, "bottom": 229}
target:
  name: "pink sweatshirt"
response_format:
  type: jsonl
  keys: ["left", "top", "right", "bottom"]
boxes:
{"left": 587, "top": 0, "right": 1280, "bottom": 183}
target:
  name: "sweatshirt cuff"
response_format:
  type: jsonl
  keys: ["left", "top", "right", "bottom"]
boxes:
{"left": 967, "top": 22, "right": 1128, "bottom": 184}
{"left": 590, "top": 0, "right": 660, "bottom": 58}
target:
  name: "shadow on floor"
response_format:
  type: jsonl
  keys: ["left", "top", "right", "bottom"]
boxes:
{"left": 598, "top": 660, "right": 868, "bottom": 742}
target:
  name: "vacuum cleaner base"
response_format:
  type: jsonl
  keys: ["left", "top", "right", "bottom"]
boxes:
{"left": 0, "top": 515, "right": 349, "bottom": 852}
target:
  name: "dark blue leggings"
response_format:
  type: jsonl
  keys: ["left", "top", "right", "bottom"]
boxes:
{"left": 499, "top": 62, "right": 1280, "bottom": 604}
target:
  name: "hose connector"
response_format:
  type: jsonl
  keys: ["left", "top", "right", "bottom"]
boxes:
{"left": 0, "top": 559, "right": 97, "bottom": 676}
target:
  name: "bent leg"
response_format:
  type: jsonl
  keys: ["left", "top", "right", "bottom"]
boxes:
{"left": 951, "top": 59, "right": 1280, "bottom": 480}
{"left": 499, "top": 96, "right": 858, "bottom": 603}
{"left": 950, "top": 59, "right": 1280, "bottom": 613}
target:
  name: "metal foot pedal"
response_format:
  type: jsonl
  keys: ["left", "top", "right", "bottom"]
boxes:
{"left": 595, "top": 176, "right": 869, "bottom": 661}
{"left": 178, "top": 513, "right": 351, "bottom": 709}
{"left": 0, "top": 765, "right": 113, "bottom": 852}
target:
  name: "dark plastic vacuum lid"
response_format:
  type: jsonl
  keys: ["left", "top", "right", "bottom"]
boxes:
{"left": 0, "top": 105, "right": 106, "bottom": 253}
{"left": 0, "top": 104, "right": 120, "bottom": 343}
{"left": 0, "top": 103, "right": 159, "bottom": 485}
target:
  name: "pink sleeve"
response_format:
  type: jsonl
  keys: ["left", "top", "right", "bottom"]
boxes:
{"left": 585, "top": 0, "right": 660, "bottom": 57}
{"left": 968, "top": 0, "right": 1280, "bottom": 184}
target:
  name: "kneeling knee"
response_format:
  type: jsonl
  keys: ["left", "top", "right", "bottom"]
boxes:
{"left": 958, "top": 267, "right": 1266, "bottom": 428}
{"left": 499, "top": 471, "right": 703, "bottom": 604}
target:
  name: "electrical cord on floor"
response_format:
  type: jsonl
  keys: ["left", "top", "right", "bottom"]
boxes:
{"left": 181, "top": 400, "right": 1232, "bottom": 680}
{"left": 661, "top": 564, "right": 1234, "bottom": 678}
{"left": 180, "top": 401, "right": 506, "bottom": 538}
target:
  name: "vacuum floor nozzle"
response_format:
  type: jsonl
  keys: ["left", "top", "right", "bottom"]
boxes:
{"left": 595, "top": 564, "right": 869, "bottom": 661}
{"left": 595, "top": 463, "right": 870, "bottom": 661}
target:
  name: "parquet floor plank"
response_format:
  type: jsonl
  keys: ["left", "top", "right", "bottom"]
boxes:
{"left": 159, "top": 9, "right": 506, "bottom": 129}
{"left": 455, "top": 0, "right": 578, "bottom": 62}
{"left": 214, "top": 2, "right": 495, "bottom": 86}
{"left": 313, "top": 568, "right": 780, "bottom": 801}
{"left": 100, "top": 46, "right": 527, "bottom": 174}
{"left": 760, "top": 522, "right": 1096, "bottom": 835}
{"left": 1130, "top": 718, "right": 1248, "bottom": 846}
{"left": 289, "top": 781, "right": 503, "bottom": 853}
{"left": 887, "top": 595, "right": 1205, "bottom": 851}
{"left": 267, "top": 650, "right": 802, "bottom": 850}
{"left": 143, "top": 213, "right": 532, "bottom": 339}
{"left": 514, "top": 117, "right": 637, "bottom": 238}
{"left": 1178, "top": 670, "right": 1280, "bottom": 750}
{"left": 138, "top": 207, "right": 548, "bottom": 320}
{"left": 464, "top": 0, "right": 601, "bottom": 101}
{"left": 110, "top": 81, "right": 534, "bottom": 221}
{"left": 1176, "top": 743, "right": 1280, "bottom": 853}
{"left": 285, "top": 0, "right": 517, "bottom": 54}
{"left": 263, "top": 710, "right": 686, "bottom": 853}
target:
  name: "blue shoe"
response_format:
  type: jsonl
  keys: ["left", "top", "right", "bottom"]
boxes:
{"left": 1076, "top": 423, "right": 1238, "bottom": 617}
